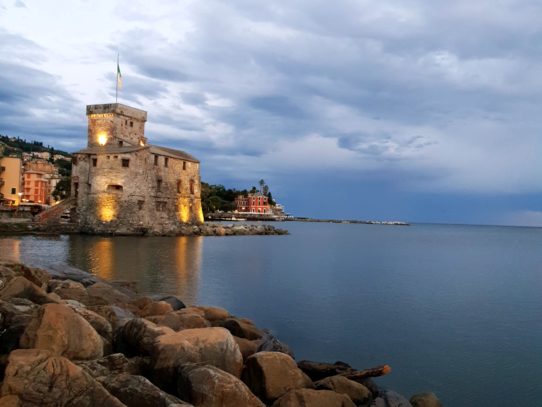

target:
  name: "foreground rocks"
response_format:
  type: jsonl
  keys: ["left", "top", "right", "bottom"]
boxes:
{"left": 0, "top": 261, "right": 443, "bottom": 406}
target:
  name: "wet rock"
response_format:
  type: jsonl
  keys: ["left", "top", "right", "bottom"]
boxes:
{"left": 373, "top": 390, "right": 413, "bottom": 407}
{"left": 147, "top": 308, "right": 210, "bottom": 331}
{"left": 216, "top": 317, "right": 264, "bottom": 340}
{"left": 20, "top": 303, "right": 103, "bottom": 360}
{"left": 152, "top": 327, "right": 243, "bottom": 392}
{"left": 87, "top": 282, "right": 134, "bottom": 306}
{"left": 272, "top": 389, "right": 356, "bottom": 407}
{"left": 315, "top": 375, "right": 372, "bottom": 405}
{"left": 49, "top": 280, "right": 90, "bottom": 303}
{"left": 115, "top": 318, "right": 174, "bottom": 356}
{"left": 0, "top": 277, "right": 58, "bottom": 305}
{"left": 1, "top": 349, "right": 124, "bottom": 406}
{"left": 258, "top": 332, "right": 295, "bottom": 358}
{"left": 409, "top": 392, "right": 443, "bottom": 407}
{"left": 153, "top": 295, "right": 186, "bottom": 311}
{"left": 101, "top": 373, "right": 190, "bottom": 407}
{"left": 88, "top": 305, "right": 136, "bottom": 329}
{"left": 178, "top": 364, "right": 264, "bottom": 407}
{"left": 242, "top": 351, "right": 313, "bottom": 403}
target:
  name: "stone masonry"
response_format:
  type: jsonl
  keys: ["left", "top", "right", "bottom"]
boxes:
{"left": 72, "top": 103, "right": 203, "bottom": 234}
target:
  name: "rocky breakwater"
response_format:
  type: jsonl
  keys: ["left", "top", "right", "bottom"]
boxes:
{"left": 0, "top": 262, "right": 442, "bottom": 407}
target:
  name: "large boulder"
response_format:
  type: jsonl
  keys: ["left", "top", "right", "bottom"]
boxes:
{"left": 234, "top": 336, "right": 260, "bottom": 360}
{"left": 115, "top": 318, "right": 174, "bottom": 356}
{"left": 1, "top": 349, "right": 124, "bottom": 406}
{"left": 147, "top": 308, "right": 210, "bottom": 331}
{"left": 216, "top": 317, "right": 264, "bottom": 340}
{"left": 86, "top": 282, "right": 133, "bottom": 306}
{"left": 49, "top": 280, "right": 90, "bottom": 303}
{"left": 138, "top": 301, "right": 173, "bottom": 317}
{"left": 193, "top": 306, "right": 229, "bottom": 322}
{"left": 297, "top": 360, "right": 354, "bottom": 381}
{"left": 0, "top": 300, "right": 38, "bottom": 355}
{"left": 242, "top": 351, "right": 313, "bottom": 403}
{"left": 178, "top": 364, "right": 264, "bottom": 407}
{"left": 409, "top": 393, "right": 443, "bottom": 407}
{"left": 373, "top": 391, "right": 413, "bottom": 407}
{"left": 0, "top": 262, "right": 50, "bottom": 289}
{"left": 0, "top": 277, "right": 58, "bottom": 305}
{"left": 271, "top": 389, "right": 356, "bottom": 407}
{"left": 101, "top": 373, "right": 191, "bottom": 407}
{"left": 88, "top": 305, "right": 136, "bottom": 329}
{"left": 76, "top": 353, "right": 150, "bottom": 379}
{"left": 315, "top": 375, "right": 371, "bottom": 405}
{"left": 20, "top": 303, "right": 103, "bottom": 360}
{"left": 152, "top": 295, "right": 186, "bottom": 311}
{"left": 152, "top": 327, "right": 243, "bottom": 391}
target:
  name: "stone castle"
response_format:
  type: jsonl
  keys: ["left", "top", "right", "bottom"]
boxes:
{"left": 71, "top": 103, "right": 203, "bottom": 234}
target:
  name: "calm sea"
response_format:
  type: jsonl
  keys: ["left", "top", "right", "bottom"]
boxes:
{"left": 1, "top": 222, "right": 541, "bottom": 406}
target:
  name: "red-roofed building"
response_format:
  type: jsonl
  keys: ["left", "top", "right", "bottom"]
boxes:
{"left": 235, "top": 193, "right": 271, "bottom": 214}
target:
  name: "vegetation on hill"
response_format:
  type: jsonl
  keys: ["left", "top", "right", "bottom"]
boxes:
{"left": 0, "top": 134, "right": 71, "bottom": 159}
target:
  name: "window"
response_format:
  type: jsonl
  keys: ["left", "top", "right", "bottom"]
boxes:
{"left": 177, "top": 180, "right": 182, "bottom": 193}
{"left": 106, "top": 185, "right": 123, "bottom": 192}
{"left": 125, "top": 120, "right": 128, "bottom": 125}
{"left": 11, "top": 187, "right": 16, "bottom": 194}
{"left": 156, "top": 201, "right": 166, "bottom": 211}
{"left": 122, "top": 159, "right": 130, "bottom": 168}
{"left": 154, "top": 155, "right": 159, "bottom": 166}
{"left": 157, "top": 179, "right": 162, "bottom": 192}
{"left": 137, "top": 200, "right": 144, "bottom": 210}
{"left": 74, "top": 182, "right": 79, "bottom": 198}
{"left": 189, "top": 179, "right": 195, "bottom": 195}
{"left": 92, "top": 158, "right": 97, "bottom": 167}
{"left": 118, "top": 140, "right": 124, "bottom": 147}
{"left": 130, "top": 121, "right": 133, "bottom": 127}
{"left": 72, "top": 157, "right": 78, "bottom": 165}
{"left": 114, "top": 155, "right": 118, "bottom": 159}
{"left": 164, "top": 157, "right": 169, "bottom": 167}
{"left": 183, "top": 161, "right": 187, "bottom": 170}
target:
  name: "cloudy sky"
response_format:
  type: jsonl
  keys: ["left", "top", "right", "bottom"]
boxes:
{"left": 1, "top": 0, "right": 541, "bottom": 225}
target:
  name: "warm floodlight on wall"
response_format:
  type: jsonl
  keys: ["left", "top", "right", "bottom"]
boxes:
{"left": 97, "top": 133, "right": 108, "bottom": 146}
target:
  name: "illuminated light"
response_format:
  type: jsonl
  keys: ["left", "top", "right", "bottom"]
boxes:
{"left": 178, "top": 198, "right": 190, "bottom": 223}
{"left": 195, "top": 200, "right": 204, "bottom": 224}
{"left": 97, "top": 195, "right": 118, "bottom": 222}
{"left": 97, "top": 133, "right": 108, "bottom": 146}
{"left": 139, "top": 139, "right": 145, "bottom": 146}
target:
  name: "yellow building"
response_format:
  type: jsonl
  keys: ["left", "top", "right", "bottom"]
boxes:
{"left": 0, "top": 156, "right": 23, "bottom": 205}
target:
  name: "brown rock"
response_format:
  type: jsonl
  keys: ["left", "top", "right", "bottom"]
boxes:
{"left": 271, "top": 389, "right": 356, "bottom": 407}
{"left": 49, "top": 280, "right": 90, "bottom": 303}
{"left": 234, "top": 336, "right": 260, "bottom": 360}
{"left": 138, "top": 301, "right": 173, "bottom": 317}
{"left": 243, "top": 351, "right": 314, "bottom": 403}
{"left": 115, "top": 318, "right": 174, "bottom": 356}
{"left": 88, "top": 305, "right": 136, "bottom": 328}
{"left": 101, "top": 373, "right": 190, "bottom": 407}
{"left": 315, "top": 375, "right": 371, "bottom": 405}
{"left": 216, "top": 317, "right": 264, "bottom": 340}
{"left": 297, "top": 360, "right": 354, "bottom": 381}
{"left": 258, "top": 332, "right": 295, "bottom": 358}
{"left": 147, "top": 308, "right": 210, "bottom": 331}
{"left": 87, "top": 282, "right": 133, "bottom": 306}
{"left": 0, "top": 299, "right": 38, "bottom": 355}
{"left": 72, "top": 306, "right": 113, "bottom": 340}
{"left": 130, "top": 296, "right": 153, "bottom": 310}
{"left": 152, "top": 327, "right": 243, "bottom": 391}
{"left": 410, "top": 392, "right": 443, "bottom": 407}
{"left": 179, "top": 364, "right": 264, "bottom": 407}
{"left": 20, "top": 303, "right": 103, "bottom": 360}
{"left": 76, "top": 353, "right": 150, "bottom": 379}
{"left": 0, "top": 277, "right": 58, "bottom": 305}
{"left": 0, "top": 395, "right": 21, "bottom": 407}
{"left": 1, "top": 349, "right": 124, "bottom": 406}
{"left": 194, "top": 305, "right": 230, "bottom": 322}
{"left": 0, "top": 262, "right": 50, "bottom": 289}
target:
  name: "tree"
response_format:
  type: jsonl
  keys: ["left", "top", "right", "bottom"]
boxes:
{"left": 52, "top": 178, "right": 71, "bottom": 201}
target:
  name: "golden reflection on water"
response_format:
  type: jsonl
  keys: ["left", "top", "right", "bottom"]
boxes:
{"left": 0, "top": 239, "right": 21, "bottom": 262}
{"left": 68, "top": 235, "right": 203, "bottom": 304}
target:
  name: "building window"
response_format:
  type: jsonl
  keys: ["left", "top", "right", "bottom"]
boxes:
{"left": 125, "top": 120, "right": 128, "bottom": 125}
{"left": 122, "top": 159, "right": 130, "bottom": 168}
{"left": 164, "top": 157, "right": 169, "bottom": 167}
{"left": 11, "top": 187, "right": 16, "bottom": 194}
{"left": 130, "top": 121, "right": 133, "bottom": 127}
{"left": 72, "top": 157, "right": 78, "bottom": 165}
{"left": 74, "top": 182, "right": 79, "bottom": 198}
{"left": 92, "top": 158, "right": 97, "bottom": 167}
{"left": 157, "top": 179, "right": 162, "bottom": 192}
{"left": 118, "top": 140, "right": 124, "bottom": 147}
{"left": 189, "top": 179, "right": 195, "bottom": 195}
{"left": 154, "top": 155, "right": 159, "bottom": 166}
{"left": 177, "top": 180, "right": 182, "bottom": 193}
{"left": 156, "top": 201, "right": 166, "bottom": 211}
{"left": 183, "top": 161, "right": 187, "bottom": 170}
{"left": 137, "top": 200, "right": 144, "bottom": 210}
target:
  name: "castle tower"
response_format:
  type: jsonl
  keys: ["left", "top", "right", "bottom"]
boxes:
{"left": 86, "top": 103, "right": 148, "bottom": 148}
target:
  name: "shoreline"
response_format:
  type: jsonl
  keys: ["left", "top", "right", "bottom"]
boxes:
{"left": 0, "top": 260, "right": 441, "bottom": 407}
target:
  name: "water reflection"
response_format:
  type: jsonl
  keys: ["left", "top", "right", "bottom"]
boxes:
{"left": 0, "top": 238, "right": 21, "bottom": 262}
{"left": 67, "top": 235, "right": 203, "bottom": 304}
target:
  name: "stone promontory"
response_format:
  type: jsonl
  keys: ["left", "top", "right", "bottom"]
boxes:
{"left": 0, "top": 262, "right": 442, "bottom": 407}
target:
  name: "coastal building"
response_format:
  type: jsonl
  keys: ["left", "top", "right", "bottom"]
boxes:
{"left": 71, "top": 103, "right": 203, "bottom": 234}
{"left": 22, "top": 159, "right": 58, "bottom": 204}
{"left": 0, "top": 156, "right": 23, "bottom": 205}
{"left": 235, "top": 192, "right": 271, "bottom": 214}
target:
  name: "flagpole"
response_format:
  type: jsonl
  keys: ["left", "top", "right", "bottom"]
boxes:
{"left": 115, "top": 53, "right": 119, "bottom": 103}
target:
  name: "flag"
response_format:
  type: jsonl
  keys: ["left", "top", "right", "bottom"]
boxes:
{"left": 117, "top": 60, "right": 122, "bottom": 89}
